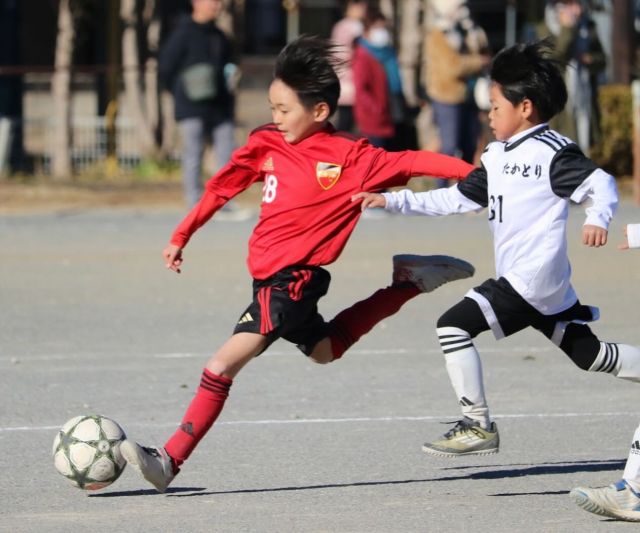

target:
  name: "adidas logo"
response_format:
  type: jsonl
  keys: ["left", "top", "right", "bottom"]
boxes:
{"left": 180, "top": 422, "right": 194, "bottom": 436}
{"left": 459, "top": 396, "right": 475, "bottom": 407}
{"left": 631, "top": 440, "right": 640, "bottom": 455}
{"left": 238, "top": 312, "right": 253, "bottom": 324}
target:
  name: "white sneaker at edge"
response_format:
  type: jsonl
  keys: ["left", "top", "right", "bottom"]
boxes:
{"left": 570, "top": 480, "right": 640, "bottom": 522}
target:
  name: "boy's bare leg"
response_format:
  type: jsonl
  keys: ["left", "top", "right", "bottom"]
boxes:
{"left": 207, "top": 332, "right": 268, "bottom": 377}
{"left": 164, "top": 332, "right": 267, "bottom": 463}
{"left": 121, "top": 333, "right": 267, "bottom": 492}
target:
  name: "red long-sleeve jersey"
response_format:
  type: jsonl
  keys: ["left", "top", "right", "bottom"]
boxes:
{"left": 171, "top": 124, "right": 473, "bottom": 280}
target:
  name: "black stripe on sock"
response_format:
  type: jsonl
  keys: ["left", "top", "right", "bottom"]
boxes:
{"left": 442, "top": 343, "right": 473, "bottom": 354}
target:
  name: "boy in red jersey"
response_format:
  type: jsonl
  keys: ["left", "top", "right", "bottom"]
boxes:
{"left": 121, "top": 35, "right": 475, "bottom": 492}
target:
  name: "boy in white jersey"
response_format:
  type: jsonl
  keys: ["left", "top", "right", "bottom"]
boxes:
{"left": 353, "top": 41, "right": 640, "bottom": 457}
{"left": 570, "top": 223, "right": 640, "bottom": 522}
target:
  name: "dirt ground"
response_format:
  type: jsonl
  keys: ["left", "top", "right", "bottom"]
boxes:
{"left": 1, "top": 175, "right": 638, "bottom": 215}
{"left": 0, "top": 179, "right": 263, "bottom": 214}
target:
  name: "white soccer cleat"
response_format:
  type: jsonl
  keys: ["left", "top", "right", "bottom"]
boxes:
{"left": 392, "top": 254, "right": 475, "bottom": 293}
{"left": 570, "top": 480, "right": 640, "bottom": 522}
{"left": 120, "top": 440, "right": 176, "bottom": 493}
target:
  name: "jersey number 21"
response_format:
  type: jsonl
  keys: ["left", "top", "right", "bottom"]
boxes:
{"left": 488, "top": 194, "right": 503, "bottom": 223}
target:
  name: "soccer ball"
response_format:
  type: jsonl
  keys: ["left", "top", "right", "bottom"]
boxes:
{"left": 52, "top": 415, "right": 126, "bottom": 490}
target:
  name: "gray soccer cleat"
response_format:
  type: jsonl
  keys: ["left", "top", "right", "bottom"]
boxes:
{"left": 570, "top": 480, "right": 640, "bottom": 522}
{"left": 120, "top": 440, "right": 176, "bottom": 493}
{"left": 392, "top": 254, "right": 475, "bottom": 293}
{"left": 422, "top": 417, "right": 499, "bottom": 457}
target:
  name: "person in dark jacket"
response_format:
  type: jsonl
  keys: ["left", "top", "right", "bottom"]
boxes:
{"left": 159, "top": 0, "right": 238, "bottom": 208}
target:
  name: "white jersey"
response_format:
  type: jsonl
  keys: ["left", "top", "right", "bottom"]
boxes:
{"left": 383, "top": 124, "right": 618, "bottom": 315}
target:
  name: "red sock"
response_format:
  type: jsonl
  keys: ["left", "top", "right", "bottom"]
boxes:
{"left": 164, "top": 369, "right": 232, "bottom": 467}
{"left": 329, "top": 285, "right": 420, "bottom": 359}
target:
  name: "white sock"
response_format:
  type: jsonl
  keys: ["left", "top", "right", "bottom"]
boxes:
{"left": 623, "top": 423, "right": 640, "bottom": 494}
{"left": 589, "top": 342, "right": 640, "bottom": 383}
{"left": 437, "top": 326, "right": 490, "bottom": 429}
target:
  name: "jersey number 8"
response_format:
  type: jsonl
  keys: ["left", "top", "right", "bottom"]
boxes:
{"left": 263, "top": 174, "right": 278, "bottom": 203}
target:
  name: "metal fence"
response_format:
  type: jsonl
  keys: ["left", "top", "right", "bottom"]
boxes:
{"left": 33, "top": 116, "right": 148, "bottom": 174}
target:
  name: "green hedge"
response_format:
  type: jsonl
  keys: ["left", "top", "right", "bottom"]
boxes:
{"left": 590, "top": 84, "right": 632, "bottom": 177}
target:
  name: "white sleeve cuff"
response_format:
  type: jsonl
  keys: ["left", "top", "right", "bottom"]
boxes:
{"left": 628, "top": 224, "right": 640, "bottom": 249}
{"left": 382, "top": 192, "right": 397, "bottom": 212}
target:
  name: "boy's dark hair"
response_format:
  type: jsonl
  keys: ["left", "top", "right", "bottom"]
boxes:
{"left": 363, "top": 6, "right": 386, "bottom": 30}
{"left": 274, "top": 35, "right": 342, "bottom": 116}
{"left": 490, "top": 40, "right": 567, "bottom": 122}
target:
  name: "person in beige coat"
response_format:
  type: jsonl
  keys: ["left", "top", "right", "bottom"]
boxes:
{"left": 424, "top": 0, "right": 490, "bottom": 187}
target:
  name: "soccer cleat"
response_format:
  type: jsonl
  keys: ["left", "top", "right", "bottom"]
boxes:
{"left": 392, "top": 254, "right": 475, "bottom": 293}
{"left": 120, "top": 440, "right": 177, "bottom": 493}
{"left": 422, "top": 417, "right": 499, "bottom": 457}
{"left": 570, "top": 480, "right": 640, "bottom": 522}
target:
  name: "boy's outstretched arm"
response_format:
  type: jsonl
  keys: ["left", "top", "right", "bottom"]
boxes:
{"left": 353, "top": 186, "right": 484, "bottom": 217}
{"left": 354, "top": 166, "right": 488, "bottom": 216}
{"left": 161, "top": 190, "right": 226, "bottom": 275}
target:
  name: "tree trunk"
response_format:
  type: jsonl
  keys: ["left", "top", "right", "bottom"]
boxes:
{"left": 144, "top": 0, "right": 161, "bottom": 148}
{"left": 51, "top": 0, "right": 74, "bottom": 180}
{"left": 121, "top": 0, "right": 158, "bottom": 158}
{"left": 397, "top": 0, "right": 423, "bottom": 108}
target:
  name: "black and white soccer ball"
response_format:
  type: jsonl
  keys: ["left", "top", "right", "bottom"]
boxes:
{"left": 52, "top": 415, "right": 126, "bottom": 490}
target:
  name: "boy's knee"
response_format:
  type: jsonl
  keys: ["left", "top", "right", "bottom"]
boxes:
{"left": 307, "top": 338, "right": 336, "bottom": 364}
{"left": 558, "top": 323, "right": 600, "bottom": 371}
{"left": 437, "top": 304, "right": 467, "bottom": 330}
{"left": 437, "top": 312, "right": 456, "bottom": 329}
{"left": 437, "top": 298, "right": 487, "bottom": 338}
{"left": 309, "top": 353, "right": 333, "bottom": 364}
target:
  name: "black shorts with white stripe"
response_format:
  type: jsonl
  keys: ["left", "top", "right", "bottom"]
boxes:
{"left": 439, "top": 277, "right": 596, "bottom": 340}
{"left": 472, "top": 277, "right": 595, "bottom": 338}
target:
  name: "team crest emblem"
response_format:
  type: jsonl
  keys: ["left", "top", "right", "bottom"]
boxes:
{"left": 262, "top": 156, "right": 274, "bottom": 171}
{"left": 316, "top": 162, "right": 342, "bottom": 190}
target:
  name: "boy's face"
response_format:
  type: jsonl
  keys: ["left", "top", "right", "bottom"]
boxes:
{"left": 192, "top": 0, "right": 222, "bottom": 22}
{"left": 488, "top": 82, "right": 534, "bottom": 141}
{"left": 268, "top": 79, "right": 328, "bottom": 144}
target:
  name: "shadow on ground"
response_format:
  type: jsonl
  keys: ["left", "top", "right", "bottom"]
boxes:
{"left": 89, "top": 458, "right": 625, "bottom": 498}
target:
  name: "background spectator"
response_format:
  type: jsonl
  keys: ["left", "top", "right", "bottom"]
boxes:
{"left": 159, "top": 0, "right": 239, "bottom": 209}
{"left": 537, "top": 0, "right": 607, "bottom": 154}
{"left": 331, "top": 0, "right": 369, "bottom": 133}
{"left": 352, "top": 7, "right": 406, "bottom": 150}
{"left": 424, "top": 0, "right": 490, "bottom": 187}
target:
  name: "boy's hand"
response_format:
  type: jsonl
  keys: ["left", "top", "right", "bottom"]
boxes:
{"left": 351, "top": 192, "right": 387, "bottom": 211}
{"left": 618, "top": 227, "right": 630, "bottom": 250}
{"left": 163, "top": 244, "right": 183, "bottom": 273}
{"left": 582, "top": 224, "right": 608, "bottom": 247}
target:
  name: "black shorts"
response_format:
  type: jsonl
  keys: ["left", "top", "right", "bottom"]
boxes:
{"left": 233, "top": 265, "right": 332, "bottom": 355}
{"left": 467, "top": 277, "right": 598, "bottom": 340}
